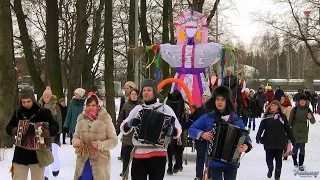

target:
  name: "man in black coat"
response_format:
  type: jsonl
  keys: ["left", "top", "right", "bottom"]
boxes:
{"left": 6, "top": 87, "right": 59, "bottom": 180}
{"left": 58, "top": 98, "right": 68, "bottom": 144}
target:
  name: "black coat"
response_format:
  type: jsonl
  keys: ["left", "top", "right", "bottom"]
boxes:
{"left": 58, "top": 104, "right": 68, "bottom": 133}
{"left": 248, "top": 95, "right": 259, "bottom": 118}
{"left": 256, "top": 112, "right": 295, "bottom": 150}
{"left": 6, "top": 103, "right": 59, "bottom": 165}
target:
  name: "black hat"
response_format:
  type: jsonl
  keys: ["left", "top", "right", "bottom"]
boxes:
{"left": 204, "top": 85, "right": 235, "bottom": 113}
{"left": 138, "top": 79, "right": 163, "bottom": 100}
{"left": 19, "top": 87, "right": 35, "bottom": 100}
{"left": 298, "top": 94, "right": 307, "bottom": 101}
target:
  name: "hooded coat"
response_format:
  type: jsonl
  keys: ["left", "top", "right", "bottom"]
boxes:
{"left": 63, "top": 97, "right": 86, "bottom": 132}
{"left": 73, "top": 107, "right": 118, "bottom": 180}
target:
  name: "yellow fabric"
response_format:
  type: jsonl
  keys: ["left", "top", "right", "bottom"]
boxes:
{"left": 195, "top": 30, "right": 202, "bottom": 41}
{"left": 179, "top": 30, "right": 186, "bottom": 41}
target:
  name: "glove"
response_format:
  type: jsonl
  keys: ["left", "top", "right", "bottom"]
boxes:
{"left": 129, "top": 118, "right": 141, "bottom": 127}
{"left": 41, "top": 127, "right": 50, "bottom": 139}
{"left": 162, "top": 125, "right": 176, "bottom": 137}
{"left": 124, "top": 118, "right": 141, "bottom": 132}
{"left": 12, "top": 127, "right": 18, "bottom": 136}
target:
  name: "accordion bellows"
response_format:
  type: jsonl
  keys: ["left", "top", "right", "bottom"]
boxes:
{"left": 208, "top": 122, "right": 249, "bottom": 165}
{"left": 15, "top": 120, "right": 51, "bottom": 150}
{"left": 133, "top": 108, "right": 175, "bottom": 149}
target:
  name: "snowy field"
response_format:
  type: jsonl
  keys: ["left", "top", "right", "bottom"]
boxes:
{"left": 1, "top": 98, "right": 319, "bottom": 179}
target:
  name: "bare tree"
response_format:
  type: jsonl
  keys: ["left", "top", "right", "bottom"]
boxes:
{"left": 0, "top": 0, "right": 17, "bottom": 147}
{"left": 45, "top": 0, "right": 63, "bottom": 99}
{"left": 105, "top": 0, "right": 116, "bottom": 124}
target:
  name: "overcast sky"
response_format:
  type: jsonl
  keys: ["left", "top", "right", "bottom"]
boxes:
{"left": 225, "top": 0, "right": 275, "bottom": 45}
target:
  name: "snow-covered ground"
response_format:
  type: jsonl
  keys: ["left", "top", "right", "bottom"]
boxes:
{"left": 1, "top": 98, "right": 319, "bottom": 179}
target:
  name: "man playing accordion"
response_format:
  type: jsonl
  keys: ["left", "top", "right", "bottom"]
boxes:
{"left": 189, "top": 85, "right": 252, "bottom": 180}
{"left": 120, "top": 79, "right": 182, "bottom": 180}
{"left": 6, "top": 86, "right": 59, "bottom": 180}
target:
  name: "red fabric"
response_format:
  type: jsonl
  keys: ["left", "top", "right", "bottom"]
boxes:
{"left": 266, "top": 90, "right": 275, "bottom": 103}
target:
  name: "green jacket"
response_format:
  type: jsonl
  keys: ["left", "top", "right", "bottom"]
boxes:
{"left": 289, "top": 105, "right": 316, "bottom": 143}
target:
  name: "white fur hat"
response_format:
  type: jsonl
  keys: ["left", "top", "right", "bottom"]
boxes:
{"left": 74, "top": 88, "right": 86, "bottom": 98}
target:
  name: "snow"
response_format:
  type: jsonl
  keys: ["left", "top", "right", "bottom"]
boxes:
{"left": 1, "top": 98, "right": 319, "bottom": 180}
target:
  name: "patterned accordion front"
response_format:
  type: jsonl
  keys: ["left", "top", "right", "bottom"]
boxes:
{"left": 133, "top": 108, "right": 175, "bottom": 148}
{"left": 15, "top": 120, "right": 51, "bottom": 150}
{"left": 208, "top": 122, "right": 249, "bottom": 165}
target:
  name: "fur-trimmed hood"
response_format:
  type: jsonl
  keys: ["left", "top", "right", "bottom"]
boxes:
{"left": 204, "top": 85, "right": 235, "bottom": 113}
{"left": 39, "top": 95, "right": 58, "bottom": 106}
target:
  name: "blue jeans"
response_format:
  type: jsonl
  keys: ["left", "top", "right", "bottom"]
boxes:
{"left": 248, "top": 117, "right": 256, "bottom": 130}
{"left": 292, "top": 143, "right": 305, "bottom": 155}
{"left": 210, "top": 166, "right": 238, "bottom": 180}
{"left": 195, "top": 140, "right": 207, "bottom": 178}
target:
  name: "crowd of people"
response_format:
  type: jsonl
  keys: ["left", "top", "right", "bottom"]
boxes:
{"left": 5, "top": 66, "right": 317, "bottom": 180}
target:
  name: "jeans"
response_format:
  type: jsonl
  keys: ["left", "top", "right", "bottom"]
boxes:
{"left": 248, "top": 117, "right": 256, "bottom": 130}
{"left": 265, "top": 149, "right": 283, "bottom": 170}
{"left": 210, "top": 166, "right": 238, "bottom": 180}
{"left": 195, "top": 140, "right": 207, "bottom": 178}
{"left": 292, "top": 143, "right": 305, "bottom": 155}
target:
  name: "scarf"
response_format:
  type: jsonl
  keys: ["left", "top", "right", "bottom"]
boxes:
{"left": 84, "top": 106, "right": 100, "bottom": 121}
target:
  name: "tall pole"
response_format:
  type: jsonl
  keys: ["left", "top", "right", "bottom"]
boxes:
{"left": 134, "top": 0, "right": 139, "bottom": 88}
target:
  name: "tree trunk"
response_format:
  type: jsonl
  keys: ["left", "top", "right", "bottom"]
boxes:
{"left": 105, "top": 0, "right": 116, "bottom": 125}
{"left": 68, "top": 0, "right": 89, "bottom": 101}
{"left": 45, "top": 0, "right": 63, "bottom": 100}
{"left": 161, "top": 0, "right": 170, "bottom": 97}
{"left": 126, "top": 0, "right": 136, "bottom": 82}
{"left": 0, "top": 0, "right": 17, "bottom": 147}
{"left": 139, "top": 0, "right": 154, "bottom": 79}
{"left": 82, "top": 0, "right": 105, "bottom": 92}
{"left": 13, "top": 0, "right": 45, "bottom": 95}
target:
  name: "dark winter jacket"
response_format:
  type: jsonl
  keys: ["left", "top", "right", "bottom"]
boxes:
{"left": 6, "top": 103, "right": 59, "bottom": 165}
{"left": 248, "top": 95, "right": 259, "bottom": 118}
{"left": 119, "top": 95, "right": 130, "bottom": 111}
{"left": 116, "top": 99, "right": 140, "bottom": 146}
{"left": 63, "top": 97, "right": 85, "bottom": 132}
{"left": 58, "top": 104, "right": 68, "bottom": 133}
{"left": 189, "top": 111, "right": 252, "bottom": 168}
{"left": 274, "top": 89, "right": 284, "bottom": 101}
{"left": 256, "top": 112, "right": 295, "bottom": 150}
{"left": 185, "top": 105, "right": 209, "bottom": 131}
{"left": 255, "top": 90, "right": 267, "bottom": 107}
{"left": 293, "top": 92, "right": 303, "bottom": 102}
{"left": 304, "top": 91, "right": 312, "bottom": 102}
{"left": 222, "top": 75, "right": 238, "bottom": 97}
{"left": 289, "top": 105, "right": 316, "bottom": 143}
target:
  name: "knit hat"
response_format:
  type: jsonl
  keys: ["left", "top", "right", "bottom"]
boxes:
{"left": 204, "top": 85, "right": 235, "bottom": 113}
{"left": 138, "top": 79, "right": 162, "bottom": 100}
{"left": 19, "top": 86, "right": 35, "bottom": 100}
{"left": 266, "top": 100, "right": 282, "bottom": 113}
{"left": 298, "top": 94, "right": 307, "bottom": 101}
{"left": 202, "top": 91, "right": 211, "bottom": 97}
{"left": 74, "top": 88, "right": 86, "bottom": 98}
{"left": 42, "top": 86, "right": 53, "bottom": 97}
{"left": 125, "top": 81, "right": 136, "bottom": 89}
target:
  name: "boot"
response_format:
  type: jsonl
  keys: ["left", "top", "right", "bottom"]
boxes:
{"left": 298, "top": 154, "right": 305, "bottom": 166}
{"left": 267, "top": 166, "right": 273, "bottom": 178}
{"left": 274, "top": 169, "right": 281, "bottom": 180}
{"left": 292, "top": 154, "right": 298, "bottom": 167}
{"left": 52, "top": 171, "right": 59, "bottom": 177}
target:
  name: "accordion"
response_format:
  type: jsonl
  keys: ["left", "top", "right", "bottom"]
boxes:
{"left": 208, "top": 122, "right": 249, "bottom": 165}
{"left": 15, "top": 120, "right": 51, "bottom": 150}
{"left": 133, "top": 108, "right": 175, "bottom": 148}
